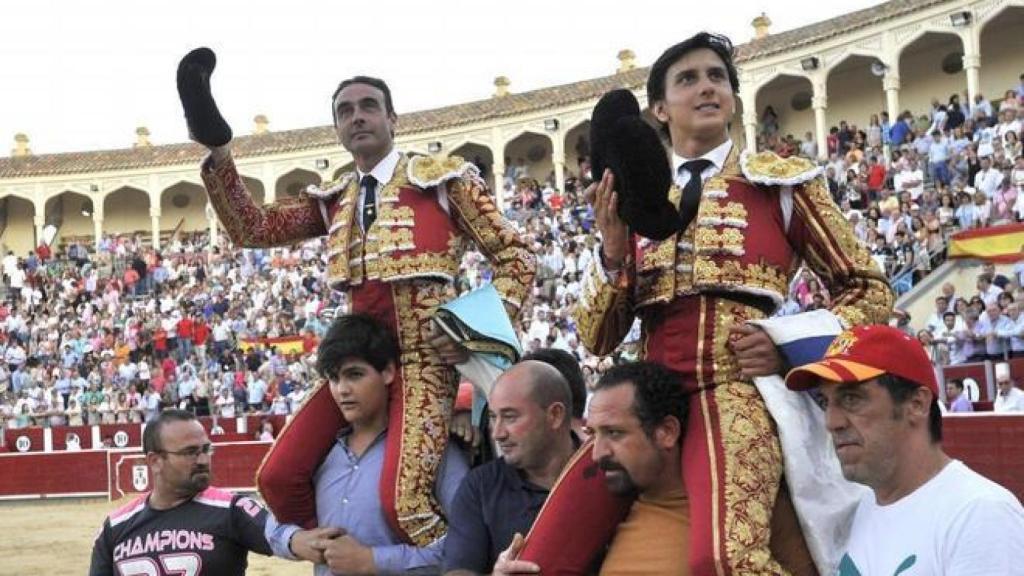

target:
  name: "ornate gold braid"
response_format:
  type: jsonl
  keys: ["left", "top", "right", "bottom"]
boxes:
{"left": 791, "top": 176, "right": 893, "bottom": 326}
{"left": 445, "top": 177, "right": 535, "bottom": 311}
{"left": 201, "top": 155, "right": 328, "bottom": 248}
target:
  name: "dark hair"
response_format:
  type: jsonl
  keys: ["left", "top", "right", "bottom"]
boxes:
{"left": 316, "top": 314, "right": 399, "bottom": 380}
{"left": 593, "top": 361, "right": 687, "bottom": 439}
{"left": 947, "top": 378, "right": 964, "bottom": 392}
{"left": 647, "top": 32, "right": 739, "bottom": 138}
{"left": 331, "top": 75, "right": 396, "bottom": 125}
{"left": 942, "top": 311, "right": 956, "bottom": 320}
{"left": 522, "top": 348, "right": 585, "bottom": 418}
{"left": 143, "top": 409, "right": 197, "bottom": 454}
{"left": 877, "top": 374, "right": 942, "bottom": 442}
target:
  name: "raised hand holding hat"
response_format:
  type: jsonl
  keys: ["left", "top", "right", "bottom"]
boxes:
{"left": 176, "top": 47, "right": 233, "bottom": 148}
{"left": 590, "top": 89, "right": 679, "bottom": 241}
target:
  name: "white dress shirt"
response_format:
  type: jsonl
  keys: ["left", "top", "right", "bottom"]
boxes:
{"left": 354, "top": 149, "right": 451, "bottom": 231}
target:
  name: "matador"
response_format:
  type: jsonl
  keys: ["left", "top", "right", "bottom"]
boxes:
{"left": 177, "top": 49, "right": 535, "bottom": 546}
{"left": 519, "top": 33, "right": 893, "bottom": 575}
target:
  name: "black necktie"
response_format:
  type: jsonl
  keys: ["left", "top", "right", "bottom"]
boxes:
{"left": 678, "top": 159, "right": 712, "bottom": 231}
{"left": 361, "top": 174, "right": 377, "bottom": 231}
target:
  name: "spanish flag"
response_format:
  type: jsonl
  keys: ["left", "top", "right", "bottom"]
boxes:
{"left": 238, "top": 335, "right": 306, "bottom": 355}
{"left": 948, "top": 223, "right": 1024, "bottom": 263}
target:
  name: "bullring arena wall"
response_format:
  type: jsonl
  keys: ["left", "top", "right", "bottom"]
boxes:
{"left": 0, "top": 415, "right": 284, "bottom": 500}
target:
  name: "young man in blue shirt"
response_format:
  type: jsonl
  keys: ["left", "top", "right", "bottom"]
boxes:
{"left": 266, "top": 314, "right": 469, "bottom": 575}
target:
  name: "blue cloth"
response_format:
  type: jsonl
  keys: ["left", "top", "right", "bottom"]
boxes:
{"left": 435, "top": 284, "right": 521, "bottom": 369}
{"left": 442, "top": 457, "right": 549, "bottom": 573}
{"left": 265, "top": 429, "right": 469, "bottom": 575}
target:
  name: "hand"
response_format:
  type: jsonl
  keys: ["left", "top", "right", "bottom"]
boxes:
{"left": 729, "top": 324, "right": 785, "bottom": 378}
{"left": 176, "top": 47, "right": 233, "bottom": 148}
{"left": 591, "top": 169, "right": 628, "bottom": 269}
{"left": 428, "top": 323, "right": 470, "bottom": 365}
{"left": 493, "top": 533, "right": 540, "bottom": 575}
{"left": 290, "top": 526, "right": 344, "bottom": 563}
{"left": 316, "top": 534, "right": 375, "bottom": 575}
{"left": 450, "top": 410, "right": 480, "bottom": 449}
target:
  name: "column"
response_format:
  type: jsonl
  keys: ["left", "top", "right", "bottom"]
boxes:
{"left": 883, "top": 74, "right": 901, "bottom": 121}
{"left": 960, "top": 25, "right": 981, "bottom": 105}
{"left": 962, "top": 54, "right": 981, "bottom": 105}
{"left": 92, "top": 210, "right": 103, "bottom": 253}
{"left": 812, "top": 94, "right": 828, "bottom": 161}
{"left": 262, "top": 164, "right": 276, "bottom": 205}
{"left": 150, "top": 208, "right": 161, "bottom": 250}
{"left": 489, "top": 127, "right": 506, "bottom": 210}
{"left": 206, "top": 203, "right": 219, "bottom": 252}
{"left": 742, "top": 109, "right": 758, "bottom": 153}
{"left": 33, "top": 214, "right": 45, "bottom": 248}
{"left": 553, "top": 144, "right": 566, "bottom": 195}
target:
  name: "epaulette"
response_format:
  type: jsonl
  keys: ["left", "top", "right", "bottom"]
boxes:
{"left": 407, "top": 154, "right": 479, "bottom": 188}
{"left": 739, "top": 150, "right": 822, "bottom": 186}
{"left": 304, "top": 171, "right": 356, "bottom": 199}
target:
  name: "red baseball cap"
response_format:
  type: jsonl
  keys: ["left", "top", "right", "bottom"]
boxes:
{"left": 785, "top": 325, "right": 938, "bottom": 395}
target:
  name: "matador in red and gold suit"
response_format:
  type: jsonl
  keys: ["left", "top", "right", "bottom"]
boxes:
{"left": 200, "top": 147, "right": 534, "bottom": 545}
{"left": 521, "top": 150, "right": 893, "bottom": 574}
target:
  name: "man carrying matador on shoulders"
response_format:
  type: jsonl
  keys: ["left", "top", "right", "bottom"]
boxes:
{"left": 510, "top": 32, "right": 893, "bottom": 575}
{"left": 176, "top": 48, "right": 535, "bottom": 548}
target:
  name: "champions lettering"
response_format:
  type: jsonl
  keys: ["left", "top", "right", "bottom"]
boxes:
{"left": 113, "top": 530, "right": 215, "bottom": 561}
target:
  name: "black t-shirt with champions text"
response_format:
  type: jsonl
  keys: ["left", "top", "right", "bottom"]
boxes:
{"left": 89, "top": 486, "right": 272, "bottom": 576}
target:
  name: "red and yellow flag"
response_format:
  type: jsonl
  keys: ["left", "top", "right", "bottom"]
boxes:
{"left": 238, "top": 335, "right": 306, "bottom": 355}
{"left": 948, "top": 223, "right": 1024, "bottom": 263}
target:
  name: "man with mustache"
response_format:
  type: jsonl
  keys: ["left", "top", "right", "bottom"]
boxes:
{"left": 494, "top": 362, "right": 813, "bottom": 575}
{"left": 178, "top": 50, "right": 534, "bottom": 545}
{"left": 89, "top": 410, "right": 283, "bottom": 575}
{"left": 786, "top": 325, "right": 1024, "bottom": 575}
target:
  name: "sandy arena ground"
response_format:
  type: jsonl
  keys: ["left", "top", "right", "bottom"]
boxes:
{"left": 0, "top": 497, "right": 310, "bottom": 575}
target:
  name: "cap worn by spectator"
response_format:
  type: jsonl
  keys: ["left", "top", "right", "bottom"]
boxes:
{"left": 785, "top": 324, "right": 938, "bottom": 394}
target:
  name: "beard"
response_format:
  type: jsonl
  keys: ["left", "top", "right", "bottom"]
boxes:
{"left": 598, "top": 457, "right": 638, "bottom": 496}
{"left": 182, "top": 466, "right": 211, "bottom": 494}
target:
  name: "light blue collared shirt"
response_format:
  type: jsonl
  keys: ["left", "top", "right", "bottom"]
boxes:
{"left": 266, "top": 428, "right": 469, "bottom": 575}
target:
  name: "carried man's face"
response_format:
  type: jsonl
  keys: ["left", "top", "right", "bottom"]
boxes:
{"left": 653, "top": 48, "right": 735, "bottom": 144}
{"left": 334, "top": 83, "right": 396, "bottom": 162}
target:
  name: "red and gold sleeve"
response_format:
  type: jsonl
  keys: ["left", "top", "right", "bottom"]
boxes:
{"left": 200, "top": 154, "right": 328, "bottom": 248}
{"left": 788, "top": 175, "right": 894, "bottom": 326}
{"left": 573, "top": 246, "right": 635, "bottom": 356}
{"left": 446, "top": 177, "right": 535, "bottom": 313}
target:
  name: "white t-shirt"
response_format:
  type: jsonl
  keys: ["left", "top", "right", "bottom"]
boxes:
{"left": 839, "top": 460, "right": 1024, "bottom": 575}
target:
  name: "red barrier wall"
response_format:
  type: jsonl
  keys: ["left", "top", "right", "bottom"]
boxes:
{"left": 0, "top": 450, "right": 109, "bottom": 497}
{"left": 0, "top": 441, "right": 271, "bottom": 500}
{"left": 2, "top": 416, "right": 1020, "bottom": 503}
{"left": 107, "top": 442, "right": 271, "bottom": 500}
{"left": 944, "top": 414, "right": 1024, "bottom": 501}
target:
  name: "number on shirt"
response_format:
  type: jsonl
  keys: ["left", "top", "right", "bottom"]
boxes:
{"left": 116, "top": 553, "right": 201, "bottom": 576}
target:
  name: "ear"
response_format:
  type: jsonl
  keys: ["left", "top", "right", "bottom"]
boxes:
{"left": 382, "top": 362, "right": 397, "bottom": 387}
{"left": 546, "top": 401, "right": 567, "bottom": 429}
{"left": 906, "top": 387, "right": 933, "bottom": 423}
{"left": 654, "top": 415, "right": 682, "bottom": 450}
{"left": 652, "top": 100, "right": 669, "bottom": 125}
{"left": 145, "top": 452, "right": 163, "bottom": 474}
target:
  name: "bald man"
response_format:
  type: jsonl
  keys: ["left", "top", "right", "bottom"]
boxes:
{"left": 443, "top": 361, "right": 578, "bottom": 575}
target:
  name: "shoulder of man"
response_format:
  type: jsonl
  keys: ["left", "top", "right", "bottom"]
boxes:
{"left": 406, "top": 153, "right": 480, "bottom": 189}
{"left": 739, "top": 150, "right": 823, "bottom": 187}
{"left": 303, "top": 171, "right": 358, "bottom": 200}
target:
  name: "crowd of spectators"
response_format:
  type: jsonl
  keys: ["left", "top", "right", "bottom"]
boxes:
{"left": 761, "top": 79, "right": 1024, "bottom": 287}
{"left": 2, "top": 79, "right": 1023, "bottom": 431}
{"left": 0, "top": 233, "right": 330, "bottom": 430}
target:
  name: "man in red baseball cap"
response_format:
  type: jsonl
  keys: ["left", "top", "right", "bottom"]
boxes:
{"left": 785, "top": 325, "right": 1024, "bottom": 575}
